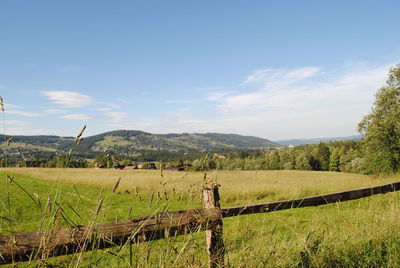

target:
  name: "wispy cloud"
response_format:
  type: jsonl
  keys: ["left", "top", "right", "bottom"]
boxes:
{"left": 43, "top": 109, "right": 67, "bottom": 114}
{"left": 107, "top": 112, "right": 128, "bottom": 121}
{"left": 4, "top": 103, "right": 23, "bottom": 109}
{"left": 42, "top": 91, "right": 94, "bottom": 108}
{"left": 98, "top": 102, "right": 120, "bottom": 109}
{"left": 207, "top": 91, "right": 235, "bottom": 102}
{"left": 242, "top": 66, "right": 321, "bottom": 86}
{"left": 59, "top": 114, "right": 92, "bottom": 120}
{"left": 41, "top": 90, "right": 132, "bottom": 128}
{"left": 7, "top": 110, "right": 44, "bottom": 117}
{"left": 93, "top": 107, "right": 112, "bottom": 112}
{"left": 106, "top": 111, "right": 131, "bottom": 128}
{"left": 217, "top": 64, "right": 389, "bottom": 114}
{"left": 135, "top": 62, "right": 393, "bottom": 140}
{"left": 117, "top": 98, "right": 131, "bottom": 104}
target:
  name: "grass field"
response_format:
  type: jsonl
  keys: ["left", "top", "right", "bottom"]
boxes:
{"left": 1, "top": 168, "right": 400, "bottom": 267}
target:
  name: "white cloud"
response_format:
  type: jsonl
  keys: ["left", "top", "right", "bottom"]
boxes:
{"left": 107, "top": 111, "right": 128, "bottom": 121}
{"left": 207, "top": 91, "right": 235, "bottom": 102}
{"left": 216, "top": 64, "right": 391, "bottom": 114}
{"left": 243, "top": 66, "right": 321, "bottom": 86}
{"left": 3, "top": 103, "right": 23, "bottom": 109}
{"left": 93, "top": 107, "right": 112, "bottom": 112}
{"left": 43, "top": 109, "right": 67, "bottom": 114}
{"left": 117, "top": 98, "right": 131, "bottom": 104}
{"left": 134, "top": 63, "right": 393, "bottom": 140}
{"left": 98, "top": 102, "right": 120, "bottom": 109}
{"left": 6, "top": 110, "right": 44, "bottom": 117}
{"left": 59, "top": 114, "right": 92, "bottom": 121}
{"left": 93, "top": 110, "right": 132, "bottom": 129}
{"left": 106, "top": 111, "right": 130, "bottom": 128}
{"left": 42, "top": 91, "right": 94, "bottom": 108}
{"left": 203, "top": 63, "right": 392, "bottom": 139}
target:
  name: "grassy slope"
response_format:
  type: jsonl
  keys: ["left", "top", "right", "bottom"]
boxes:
{"left": 1, "top": 169, "right": 400, "bottom": 267}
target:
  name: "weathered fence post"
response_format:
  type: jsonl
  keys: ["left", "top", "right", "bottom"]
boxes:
{"left": 203, "top": 182, "right": 225, "bottom": 268}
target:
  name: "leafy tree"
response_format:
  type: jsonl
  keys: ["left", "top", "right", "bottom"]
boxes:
{"left": 329, "top": 148, "right": 341, "bottom": 172}
{"left": 358, "top": 64, "right": 400, "bottom": 174}
{"left": 313, "top": 143, "right": 331, "bottom": 171}
{"left": 142, "top": 162, "right": 157, "bottom": 169}
{"left": 268, "top": 150, "right": 281, "bottom": 170}
{"left": 295, "top": 152, "right": 312, "bottom": 170}
{"left": 280, "top": 149, "right": 295, "bottom": 170}
{"left": 94, "top": 155, "right": 109, "bottom": 167}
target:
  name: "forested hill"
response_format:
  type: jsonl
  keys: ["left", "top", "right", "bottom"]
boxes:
{"left": 0, "top": 130, "right": 280, "bottom": 155}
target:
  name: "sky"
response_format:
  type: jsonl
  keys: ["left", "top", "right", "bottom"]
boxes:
{"left": 1, "top": 0, "right": 400, "bottom": 140}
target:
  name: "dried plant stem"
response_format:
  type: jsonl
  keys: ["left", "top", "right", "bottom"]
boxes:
{"left": 7, "top": 175, "right": 42, "bottom": 210}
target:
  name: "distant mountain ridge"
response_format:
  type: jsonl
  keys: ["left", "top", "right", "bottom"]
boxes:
{"left": 0, "top": 130, "right": 280, "bottom": 157}
{"left": 275, "top": 135, "right": 362, "bottom": 146}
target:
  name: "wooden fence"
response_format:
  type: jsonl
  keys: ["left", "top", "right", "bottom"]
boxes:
{"left": 1, "top": 181, "right": 400, "bottom": 267}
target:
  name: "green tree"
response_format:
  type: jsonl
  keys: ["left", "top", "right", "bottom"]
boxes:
{"left": 313, "top": 143, "right": 331, "bottom": 171}
{"left": 268, "top": 150, "right": 281, "bottom": 170}
{"left": 328, "top": 147, "right": 341, "bottom": 172}
{"left": 295, "top": 152, "right": 312, "bottom": 170}
{"left": 358, "top": 64, "right": 400, "bottom": 174}
{"left": 142, "top": 162, "right": 157, "bottom": 169}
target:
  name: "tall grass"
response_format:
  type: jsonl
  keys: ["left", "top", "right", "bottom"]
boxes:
{"left": 3, "top": 168, "right": 399, "bottom": 206}
{"left": 1, "top": 169, "right": 400, "bottom": 267}
{"left": 65, "top": 125, "right": 86, "bottom": 168}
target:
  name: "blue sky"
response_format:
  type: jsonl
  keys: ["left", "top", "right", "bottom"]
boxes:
{"left": 1, "top": 0, "right": 399, "bottom": 140}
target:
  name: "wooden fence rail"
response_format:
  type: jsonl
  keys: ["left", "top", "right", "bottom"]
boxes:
{"left": 222, "top": 181, "right": 400, "bottom": 217}
{"left": 1, "top": 181, "right": 400, "bottom": 266}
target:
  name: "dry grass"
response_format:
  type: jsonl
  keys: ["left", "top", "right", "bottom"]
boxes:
{"left": 2, "top": 168, "right": 399, "bottom": 206}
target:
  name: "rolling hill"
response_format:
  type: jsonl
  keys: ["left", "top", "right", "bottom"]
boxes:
{"left": 0, "top": 130, "right": 280, "bottom": 159}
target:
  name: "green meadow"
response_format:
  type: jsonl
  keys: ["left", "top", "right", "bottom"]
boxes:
{"left": 1, "top": 168, "right": 400, "bottom": 267}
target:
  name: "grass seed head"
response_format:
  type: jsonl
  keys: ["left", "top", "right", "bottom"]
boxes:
{"left": 7, "top": 137, "right": 14, "bottom": 146}
{"left": 0, "top": 96, "right": 4, "bottom": 112}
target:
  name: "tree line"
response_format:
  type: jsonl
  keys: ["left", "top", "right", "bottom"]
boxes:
{"left": 190, "top": 140, "right": 365, "bottom": 173}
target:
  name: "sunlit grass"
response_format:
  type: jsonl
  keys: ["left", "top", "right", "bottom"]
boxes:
{"left": 1, "top": 168, "right": 400, "bottom": 267}
{"left": 2, "top": 168, "right": 398, "bottom": 206}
